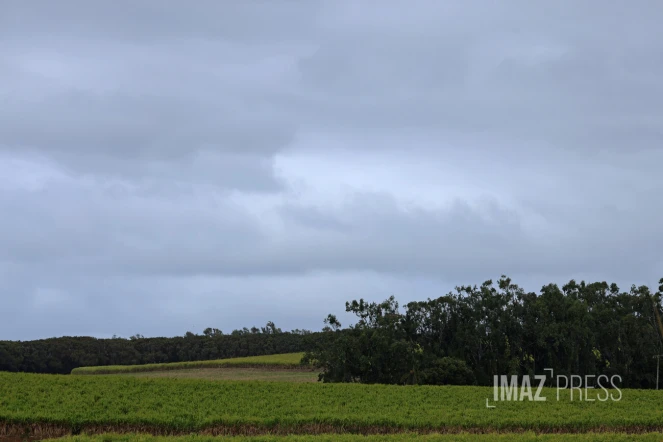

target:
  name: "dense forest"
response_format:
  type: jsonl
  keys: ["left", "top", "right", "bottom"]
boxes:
{"left": 0, "top": 324, "right": 327, "bottom": 374}
{"left": 304, "top": 276, "right": 663, "bottom": 389}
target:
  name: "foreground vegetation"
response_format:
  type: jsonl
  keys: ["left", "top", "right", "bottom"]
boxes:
{"left": 51, "top": 433, "right": 663, "bottom": 441}
{"left": 1, "top": 372, "right": 662, "bottom": 437}
{"left": 71, "top": 353, "right": 306, "bottom": 375}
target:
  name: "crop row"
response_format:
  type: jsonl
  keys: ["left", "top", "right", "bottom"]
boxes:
{"left": 50, "top": 433, "right": 663, "bottom": 442}
{"left": 2, "top": 372, "right": 663, "bottom": 436}
{"left": 70, "top": 353, "right": 307, "bottom": 374}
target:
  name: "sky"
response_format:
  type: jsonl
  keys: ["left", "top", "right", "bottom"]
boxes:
{"left": 1, "top": 1, "right": 663, "bottom": 340}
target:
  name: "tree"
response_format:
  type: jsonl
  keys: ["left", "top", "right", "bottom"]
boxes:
{"left": 322, "top": 314, "right": 342, "bottom": 332}
{"left": 305, "top": 275, "right": 663, "bottom": 388}
{"left": 203, "top": 327, "right": 223, "bottom": 337}
{"left": 261, "top": 321, "right": 282, "bottom": 334}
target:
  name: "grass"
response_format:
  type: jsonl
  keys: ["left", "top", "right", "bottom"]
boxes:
{"left": 70, "top": 353, "right": 307, "bottom": 375}
{"left": 48, "top": 433, "right": 663, "bottom": 441}
{"left": 117, "top": 368, "right": 319, "bottom": 383}
{"left": 2, "top": 372, "right": 663, "bottom": 437}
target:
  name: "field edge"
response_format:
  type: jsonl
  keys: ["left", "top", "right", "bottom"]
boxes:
{"left": 70, "top": 353, "right": 310, "bottom": 375}
{"left": 4, "top": 422, "right": 663, "bottom": 439}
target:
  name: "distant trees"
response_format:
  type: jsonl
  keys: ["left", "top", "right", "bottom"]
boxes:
{"left": 203, "top": 328, "right": 223, "bottom": 337}
{"left": 230, "top": 321, "right": 285, "bottom": 336}
{"left": 322, "top": 314, "right": 342, "bottom": 332}
{"left": 304, "top": 276, "right": 663, "bottom": 389}
{"left": 0, "top": 323, "right": 330, "bottom": 375}
{"left": 261, "top": 321, "right": 282, "bottom": 334}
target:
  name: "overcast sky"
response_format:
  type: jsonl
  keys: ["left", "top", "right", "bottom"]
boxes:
{"left": 1, "top": 1, "right": 662, "bottom": 340}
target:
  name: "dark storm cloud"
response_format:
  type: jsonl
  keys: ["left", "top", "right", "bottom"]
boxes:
{"left": 1, "top": 0, "right": 662, "bottom": 340}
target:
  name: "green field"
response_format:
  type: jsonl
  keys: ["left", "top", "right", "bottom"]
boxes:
{"left": 70, "top": 353, "right": 307, "bottom": 375}
{"left": 48, "top": 433, "right": 663, "bottom": 441}
{"left": 1, "top": 372, "right": 663, "bottom": 439}
{"left": 116, "top": 367, "right": 318, "bottom": 383}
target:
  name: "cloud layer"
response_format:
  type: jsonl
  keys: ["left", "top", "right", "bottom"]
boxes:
{"left": 1, "top": 1, "right": 662, "bottom": 339}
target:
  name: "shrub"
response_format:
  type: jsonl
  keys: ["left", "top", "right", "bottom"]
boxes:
{"left": 421, "top": 357, "right": 476, "bottom": 386}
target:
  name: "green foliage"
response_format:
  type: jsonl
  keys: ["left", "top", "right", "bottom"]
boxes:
{"left": 0, "top": 372, "right": 662, "bottom": 434}
{"left": 202, "top": 328, "right": 223, "bottom": 337}
{"left": 306, "top": 276, "right": 663, "bottom": 388}
{"left": 421, "top": 357, "right": 476, "bottom": 386}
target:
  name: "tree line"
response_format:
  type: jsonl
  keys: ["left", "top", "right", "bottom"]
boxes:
{"left": 0, "top": 323, "right": 326, "bottom": 374}
{"left": 4, "top": 276, "right": 662, "bottom": 387}
{"left": 304, "top": 276, "right": 663, "bottom": 389}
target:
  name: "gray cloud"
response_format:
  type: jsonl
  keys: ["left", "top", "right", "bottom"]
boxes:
{"left": 1, "top": 0, "right": 662, "bottom": 340}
